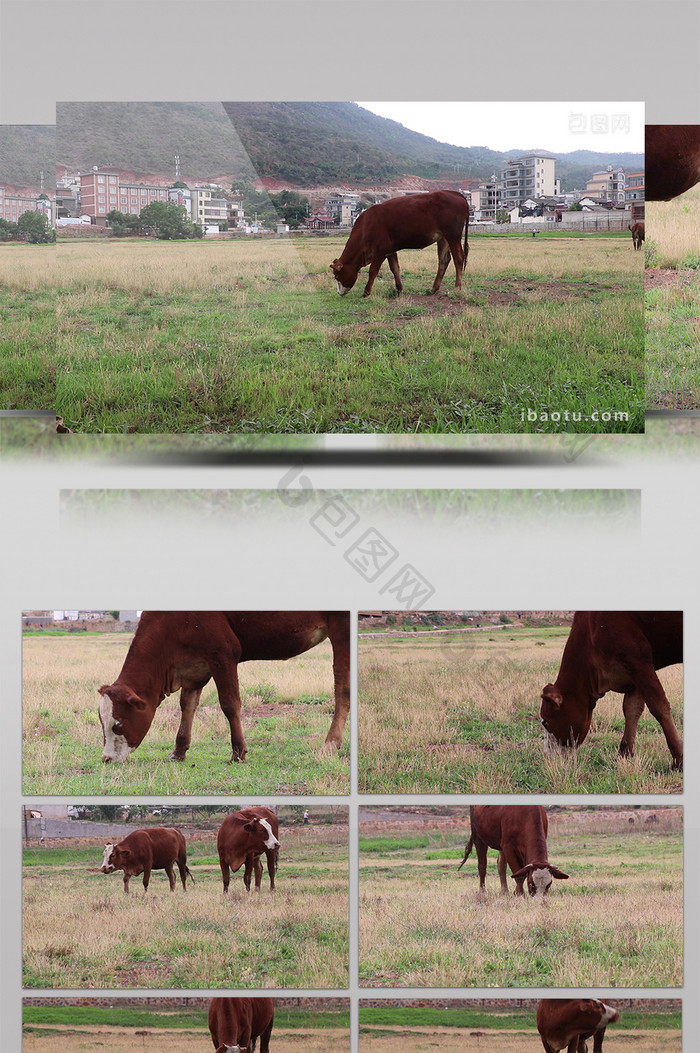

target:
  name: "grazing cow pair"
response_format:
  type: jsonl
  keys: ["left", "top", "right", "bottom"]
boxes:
{"left": 98, "top": 611, "right": 350, "bottom": 764}
{"left": 209, "top": 997, "right": 274, "bottom": 1053}
{"left": 628, "top": 221, "right": 645, "bottom": 249}
{"left": 540, "top": 611, "right": 683, "bottom": 770}
{"left": 100, "top": 807, "right": 280, "bottom": 895}
{"left": 330, "top": 190, "right": 469, "bottom": 297}
{"left": 537, "top": 999, "right": 619, "bottom": 1053}
{"left": 459, "top": 805, "right": 568, "bottom": 897}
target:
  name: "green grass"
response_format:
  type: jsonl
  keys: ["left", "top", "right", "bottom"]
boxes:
{"left": 0, "top": 244, "right": 56, "bottom": 410}
{"left": 23, "top": 1004, "right": 350, "bottom": 1029}
{"left": 357, "top": 1006, "right": 681, "bottom": 1030}
{"left": 53, "top": 235, "right": 643, "bottom": 433}
{"left": 645, "top": 275, "right": 700, "bottom": 408}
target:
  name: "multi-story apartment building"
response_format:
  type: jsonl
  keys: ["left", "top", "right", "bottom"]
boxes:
{"left": 190, "top": 186, "right": 229, "bottom": 228}
{"left": 326, "top": 192, "right": 360, "bottom": 226}
{"left": 470, "top": 182, "right": 497, "bottom": 220}
{"left": 0, "top": 185, "right": 48, "bottom": 224}
{"left": 584, "top": 166, "right": 626, "bottom": 204}
{"left": 624, "top": 171, "right": 645, "bottom": 205}
{"left": 496, "top": 154, "right": 557, "bottom": 210}
{"left": 79, "top": 168, "right": 169, "bottom": 220}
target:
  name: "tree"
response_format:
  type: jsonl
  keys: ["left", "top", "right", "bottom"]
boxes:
{"left": 139, "top": 200, "right": 199, "bottom": 240}
{"left": 270, "top": 190, "right": 310, "bottom": 228}
{"left": 0, "top": 218, "right": 18, "bottom": 241}
{"left": 107, "top": 209, "right": 142, "bottom": 236}
{"left": 17, "top": 210, "right": 54, "bottom": 243}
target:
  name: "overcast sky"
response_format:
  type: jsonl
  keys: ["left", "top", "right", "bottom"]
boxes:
{"left": 356, "top": 102, "right": 644, "bottom": 155}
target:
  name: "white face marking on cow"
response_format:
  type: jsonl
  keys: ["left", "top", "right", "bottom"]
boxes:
{"left": 542, "top": 729, "right": 561, "bottom": 754}
{"left": 99, "top": 694, "right": 132, "bottom": 763}
{"left": 531, "top": 868, "right": 553, "bottom": 896}
{"left": 101, "top": 844, "right": 115, "bottom": 872}
{"left": 335, "top": 281, "right": 351, "bottom": 295}
{"left": 598, "top": 1002, "right": 619, "bottom": 1026}
{"left": 259, "top": 818, "right": 280, "bottom": 850}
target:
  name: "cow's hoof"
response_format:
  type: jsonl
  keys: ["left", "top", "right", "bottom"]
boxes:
{"left": 168, "top": 753, "right": 186, "bottom": 762}
{"left": 672, "top": 758, "right": 683, "bottom": 771}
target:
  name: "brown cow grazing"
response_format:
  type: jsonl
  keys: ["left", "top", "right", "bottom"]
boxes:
{"left": 217, "top": 807, "right": 281, "bottom": 894}
{"left": 208, "top": 997, "right": 274, "bottom": 1053}
{"left": 646, "top": 125, "right": 700, "bottom": 201}
{"left": 458, "top": 805, "right": 569, "bottom": 897}
{"left": 537, "top": 998, "right": 619, "bottom": 1053}
{"left": 98, "top": 611, "right": 350, "bottom": 764}
{"left": 100, "top": 827, "right": 193, "bottom": 893}
{"left": 628, "top": 221, "right": 645, "bottom": 249}
{"left": 540, "top": 611, "right": 683, "bottom": 769}
{"left": 330, "top": 190, "right": 469, "bottom": 297}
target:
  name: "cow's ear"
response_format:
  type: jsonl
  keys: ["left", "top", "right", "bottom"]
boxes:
{"left": 511, "top": 864, "right": 534, "bottom": 878}
{"left": 541, "top": 684, "right": 563, "bottom": 709}
{"left": 243, "top": 820, "right": 257, "bottom": 832}
{"left": 549, "top": 866, "right": 569, "bottom": 880}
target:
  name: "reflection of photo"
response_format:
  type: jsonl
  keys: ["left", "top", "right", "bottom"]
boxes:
{"left": 22, "top": 610, "right": 351, "bottom": 796}
{"left": 22, "top": 804, "right": 349, "bottom": 989}
{"left": 358, "top": 611, "right": 683, "bottom": 793}
{"left": 53, "top": 100, "right": 644, "bottom": 434}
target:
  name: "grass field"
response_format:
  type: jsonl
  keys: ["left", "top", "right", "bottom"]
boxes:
{"left": 51, "top": 232, "right": 643, "bottom": 433}
{"left": 22, "top": 631, "right": 350, "bottom": 795}
{"left": 358, "top": 626, "right": 683, "bottom": 793}
{"left": 23, "top": 1003, "right": 350, "bottom": 1053}
{"left": 23, "top": 823, "right": 349, "bottom": 988}
{"left": 358, "top": 809, "right": 682, "bottom": 988}
{"left": 645, "top": 183, "right": 700, "bottom": 408}
{"left": 358, "top": 1004, "right": 681, "bottom": 1053}
{"left": 0, "top": 243, "right": 56, "bottom": 410}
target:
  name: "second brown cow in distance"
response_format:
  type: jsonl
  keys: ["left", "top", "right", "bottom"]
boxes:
{"left": 537, "top": 998, "right": 620, "bottom": 1053}
{"left": 458, "top": 805, "right": 569, "bottom": 897}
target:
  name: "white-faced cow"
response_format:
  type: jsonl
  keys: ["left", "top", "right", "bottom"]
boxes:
{"left": 537, "top": 999, "right": 619, "bottom": 1053}
{"left": 458, "top": 805, "right": 569, "bottom": 897}
{"left": 99, "top": 827, "right": 193, "bottom": 893}
{"left": 628, "top": 221, "right": 645, "bottom": 249}
{"left": 540, "top": 611, "right": 683, "bottom": 769}
{"left": 330, "top": 190, "right": 469, "bottom": 297}
{"left": 646, "top": 125, "right": 700, "bottom": 201}
{"left": 98, "top": 611, "right": 350, "bottom": 764}
{"left": 217, "top": 807, "right": 280, "bottom": 895}
{"left": 208, "top": 997, "right": 274, "bottom": 1053}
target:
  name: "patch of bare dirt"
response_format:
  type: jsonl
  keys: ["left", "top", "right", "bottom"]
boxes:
{"left": 646, "top": 267, "right": 699, "bottom": 289}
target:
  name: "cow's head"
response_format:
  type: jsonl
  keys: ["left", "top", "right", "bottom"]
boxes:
{"left": 540, "top": 684, "right": 594, "bottom": 754}
{"left": 98, "top": 682, "right": 155, "bottom": 763}
{"left": 330, "top": 259, "right": 357, "bottom": 295}
{"left": 215, "top": 1046, "right": 244, "bottom": 1053}
{"left": 244, "top": 816, "right": 281, "bottom": 852}
{"left": 100, "top": 844, "right": 116, "bottom": 873}
{"left": 511, "top": 861, "right": 569, "bottom": 896}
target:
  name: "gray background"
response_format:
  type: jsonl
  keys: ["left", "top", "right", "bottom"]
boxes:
{"left": 2, "top": 0, "right": 699, "bottom": 1049}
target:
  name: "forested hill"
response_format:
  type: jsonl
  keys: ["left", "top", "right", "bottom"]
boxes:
{"left": 55, "top": 101, "right": 643, "bottom": 191}
{"left": 0, "top": 125, "right": 55, "bottom": 190}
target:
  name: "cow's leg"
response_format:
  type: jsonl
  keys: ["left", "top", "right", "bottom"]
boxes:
{"left": 210, "top": 661, "right": 247, "bottom": 763}
{"left": 591, "top": 1027, "right": 606, "bottom": 1053}
{"left": 243, "top": 853, "right": 254, "bottom": 892}
{"left": 171, "top": 686, "right": 204, "bottom": 761}
{"left": 504, "top": 851, "right": 526, "bottom": 895}
{"left": 324, "top": 612, "right": 351, "bottom": 751}
{"left": 260, "top": 1017, "right": 274, "bottom": 1053}
{"left": 142, "top": 867, "right": 151, "bottom": 892}
{"left": 430, "top": 237, "right": 453, "bottom": 294}
{"left": 362, "top": 254, "right": 387, "bottom": 297}
{"left": 164, "top": 862, "right": 176, "bottom": 891}
{"left": 475, "top": 840, "right": 488, "bottom": 890}
{"left": 177, "top": 860, "right": 188, "bottom": 890}
{"left": 123, "top": 873, "right": 130, "bottom": 894}
{"left": 386, "top": 252, "right": 403, "bottom": 294}
{"left": 266, "top": 847, "right": 278, "bottom": 891}
{"left": 632, "top": 667, "right": 683, "bottom": 769}
{"left": 253, "top": 854, "right": 263, "bottom": 892}
{"left": 619, "top": 689, "right": 645, "bottom": 759}
{"left": 497, "top": 851, "right": 510, "bottom": 894}
{"left": 444, "top": 235, "right": 466, "bottom": 291}
{"left": 220, "top": 858, "right": 231, "bottom": 895}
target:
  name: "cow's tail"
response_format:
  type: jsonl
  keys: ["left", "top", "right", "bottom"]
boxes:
{"left": 457, "top": 833, "right": 474, "bottom": 871}
{"left": 185, "top": 865, "right": 195, "bottom": 884}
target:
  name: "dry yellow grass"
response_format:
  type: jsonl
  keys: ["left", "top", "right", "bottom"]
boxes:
{"left": 646, "top": 183, "right": 700, "bottom": 264}
{"left": 22, "top": 1026, "right": 349, "bottom": 1053}
{"left": 0, "top": 243, "right": 56, "bottom": 291}
{"left": 359, "top": 1028, "right": 680, "bottom": 1053}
